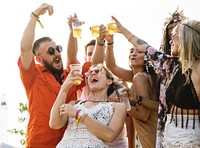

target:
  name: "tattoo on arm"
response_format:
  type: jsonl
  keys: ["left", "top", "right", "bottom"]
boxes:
{"left": 137, "top": 39, "right": 147, "bottom": 45}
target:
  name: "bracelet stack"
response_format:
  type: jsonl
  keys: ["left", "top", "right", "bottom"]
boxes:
{"left": 30, "top": 12, "right": 44, "bottom": 28}
{"left": 74, "top": 109, "right": 88, "bottom": 126}
{"left": 97, "top": 39, "right": 105, "bottom": 46}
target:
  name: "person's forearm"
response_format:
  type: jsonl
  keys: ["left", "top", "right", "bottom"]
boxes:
{"left": 81, "top": 104, "right": 126, "bottom": 142}
{"left": 141, "top": 98, "right": 159, "bottom": 111}
{"left": 91, "top": 39, "right": 105, "bottom": 65}
{"left": 20, "top": 15, "right": 37, "bottom": 70}
{"left": 120, "top": 27, "right": 149, "bottom": 53}
{"left": 106, "top": 44, "right": 133, "bottom": 82}
{"left": 128, "top": 106, "right": 150, "bottom": 121}
{"left": 81, "top": 115, "right": 116, "bottom": 142}
{"left": 20, "top": 17, "right": 37, "bottom": 53}
{"left": 49, "top": 88, "right": 68, "bottom": 129}
{"left": 67, "top": 32, "right": 79, "bottom": 65}
{"left": 105, "top": 44, "right": 116, "bottom": 70}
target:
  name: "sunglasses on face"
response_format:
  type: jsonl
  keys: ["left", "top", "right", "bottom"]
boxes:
{"left": 85, "top": 67, "right": 102, "bottom": 77}
{"left": 47, "top": 45, "right": 63, "bottom": 55}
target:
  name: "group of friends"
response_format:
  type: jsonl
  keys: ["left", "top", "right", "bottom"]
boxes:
{"left": 18, "top": 3, "right": 200, "bottom": 148}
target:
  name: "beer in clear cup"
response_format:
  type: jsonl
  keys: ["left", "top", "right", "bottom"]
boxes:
{"left": 69, "top": 64, "right": 82, "bottom": 84}
{"left": 90, "top": 25, "right": 100, "bottom": 37}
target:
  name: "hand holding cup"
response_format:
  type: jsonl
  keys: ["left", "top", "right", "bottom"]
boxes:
{"left": 69, "top": 64, "right": 82, "bottom": 84}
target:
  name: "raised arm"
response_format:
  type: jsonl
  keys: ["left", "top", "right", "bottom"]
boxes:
{"left": 105, "top": 34, "right": 133, "bottom": 82}
{"left": 66, "top": 13, "right": 81, "bottom": 66}
{"left": 111, "top": 16, "right": 149, "bottom": 53}
{"left": 20, "top": 3, "right": 53, "bottom": 70}
{"left": 91, "top": 24, "right": 106, "bottom": 65}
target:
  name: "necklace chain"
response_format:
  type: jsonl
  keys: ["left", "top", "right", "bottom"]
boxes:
{"left": 80, "top": 100, "right": 109, "bottom": 104}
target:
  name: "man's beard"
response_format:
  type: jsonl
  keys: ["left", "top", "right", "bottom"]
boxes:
{"left": 43, "top": 59, "right": 63, "bottom": 74}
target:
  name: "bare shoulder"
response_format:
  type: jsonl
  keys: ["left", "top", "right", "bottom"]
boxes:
{"left": 133, "top": 72, "right": 149, "bottom": 83}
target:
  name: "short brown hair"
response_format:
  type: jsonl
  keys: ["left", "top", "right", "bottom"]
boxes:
{"left": 32, "top": 37, "right": 52, "bottom": 55}
{"left": 84, "top": 39, "right": 96, "bottom": 55}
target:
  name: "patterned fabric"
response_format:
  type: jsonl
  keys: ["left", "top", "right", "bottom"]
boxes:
{"left": 57, "top": 102, "right": 114, "bottom": 148}
{"left": 146, "top": 46, "right": 180, "bottom": 126}
{"left": 145, "top": 46, "right": 180, "bottom": 148}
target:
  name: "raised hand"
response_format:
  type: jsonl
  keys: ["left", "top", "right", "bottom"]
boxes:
{"left": 61, "top": 69, "right": 83, "bottom": 92}
{"left": 33, "top": 3, "right": 53, "bottom": 17}
{"left": 98, "top": 24, "right": 107, "bottom": 40}
{"left": 67, "top": 13, "right": 85, "bottom": 29}
{"left": 111, "top": 16, "right": 124, "bottom": 33}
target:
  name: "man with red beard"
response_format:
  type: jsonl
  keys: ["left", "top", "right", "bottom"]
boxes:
{"left": 18, "top": 3, "right": 90, "bottom": 148}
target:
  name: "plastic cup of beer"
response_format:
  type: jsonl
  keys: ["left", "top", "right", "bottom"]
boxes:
{"left": 90, "top": 25, "right": 100, "bottom": 37}
{"left": 69, "top": 64, "right": 82, "bottom": 84}
{"left": 107, "top": 22, "right": 118, "bottom": 35}
{"left": 119, "top": 92, "right": 131, "bottom": 111}
{"left": 72, "top": 19, "right": 82, "bottom": 38}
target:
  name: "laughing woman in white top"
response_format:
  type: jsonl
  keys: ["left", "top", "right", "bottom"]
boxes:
{"left": 49, "top": 63, "right": 126, "bottom": 148}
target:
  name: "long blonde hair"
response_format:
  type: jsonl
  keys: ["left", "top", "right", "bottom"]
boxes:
{"left": 179, "top": 19, "right": 200, "bottom": 83}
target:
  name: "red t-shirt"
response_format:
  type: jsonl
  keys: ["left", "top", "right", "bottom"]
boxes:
{"left": 18, "top": 58, "right": 91, "bottom": 148}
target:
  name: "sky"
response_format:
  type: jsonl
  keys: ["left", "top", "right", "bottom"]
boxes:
{"left": 0, "top": 0, "right": 200, "bottom": 147}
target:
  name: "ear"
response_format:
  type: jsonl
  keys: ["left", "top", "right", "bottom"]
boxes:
{"left": 107, "top": 79, "right": 113, "bottom": 85}
{"left": 36, "top": 56, "right": 43, "bottom": 64}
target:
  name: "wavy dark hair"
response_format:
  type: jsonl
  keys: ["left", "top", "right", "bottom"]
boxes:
{"left": 143, "top": 57, "right": 160, "bottom": 101}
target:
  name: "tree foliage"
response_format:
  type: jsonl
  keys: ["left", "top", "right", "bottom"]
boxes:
{"left": 8, "top": 102, "right": 28, "bottom": 147}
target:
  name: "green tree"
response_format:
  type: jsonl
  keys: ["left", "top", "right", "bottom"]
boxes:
{"left": 8, "top": 102, "right": 28, "bottom": 147}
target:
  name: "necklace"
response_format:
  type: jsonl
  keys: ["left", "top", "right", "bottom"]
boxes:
{"left": 80, "top": 100, "right": 109, "bottom": 104}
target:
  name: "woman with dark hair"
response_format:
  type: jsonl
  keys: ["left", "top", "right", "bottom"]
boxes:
{"left": 91, "top": 26, "right": 159, "bottom": 147}
{"left": 49, "top": 63, "right": 127, "bottom": 148}
{"left": 111, "top": 15, "right": 200, "bottom": 147}
{"left": 106, "top": 44, "right": 159, "bottom": 147}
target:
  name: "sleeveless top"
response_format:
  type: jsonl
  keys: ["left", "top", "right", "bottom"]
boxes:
{"left": 56, "top": 102, "right": 114, "bottom": 148}
{"left": 166, "top": 68, "right": 200, "bottom": 129}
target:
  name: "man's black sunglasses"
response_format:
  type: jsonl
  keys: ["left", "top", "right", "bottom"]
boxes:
{"left": 47, "top": 45, "right": 63, "bottom": 55}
